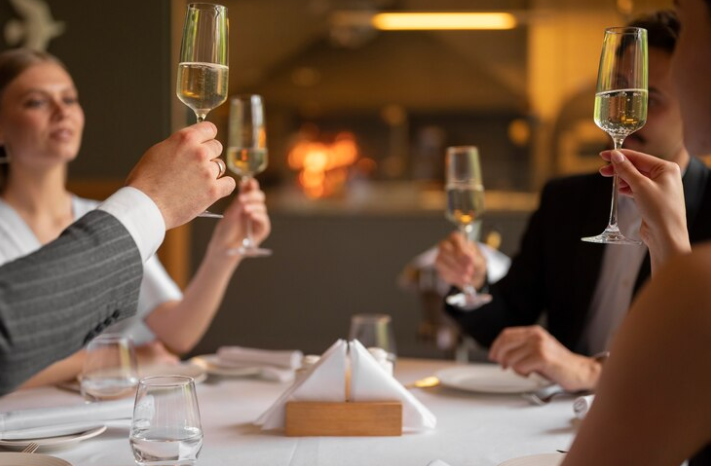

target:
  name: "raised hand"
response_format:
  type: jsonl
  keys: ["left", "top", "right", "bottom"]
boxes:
{"left": 435, "top": 231, "right": 487, "bottom": 290}
{"left": 126, "top": 122, "right": 236, "bottom": 230}
{"left": 600, "top": 149, "right": 690, "bottom": 271}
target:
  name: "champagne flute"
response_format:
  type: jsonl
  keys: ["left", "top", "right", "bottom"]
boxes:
{"left": 444, "top": 146, "right": 493, "bottom": 310}
{"left": 177, "top": 2, "right": 229, "bottom": 219}
{"left": 582, "top": 27, "right": 648, "bottom": 244}
{"left": 226, "top": 94, "right": 271, "bottom": 257}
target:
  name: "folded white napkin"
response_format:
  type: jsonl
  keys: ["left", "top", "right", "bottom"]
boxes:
{"left": 573, "top": 395, "right": 595, "bottom": 420}
{"left": 0, "top": 398, "right": 134, "bottom": 438}
{"left": 256, "top": 339, "right": 347, "bottom": 430}
{"left": 217, "top": 346, "right": 303, "bottom": 369}
{"left": 427, "top": 461, "right": 453, "bottom": 466}
{"left": 349, "top": 340, "right": 436, "bottom": 431}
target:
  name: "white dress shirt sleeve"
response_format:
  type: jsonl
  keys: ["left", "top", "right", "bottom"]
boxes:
{"left": 97, "top": 187, "right": 165, "bottom": 262}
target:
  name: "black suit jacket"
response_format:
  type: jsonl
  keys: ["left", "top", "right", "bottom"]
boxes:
{"left": 446, "top": 157, "right": 711, "bottom": 354}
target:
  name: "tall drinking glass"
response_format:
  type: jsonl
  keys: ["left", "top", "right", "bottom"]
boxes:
{"left": 177, "top": 2, "right": 229, "bottom": 219}
{"left": 130, "top": 376, "right": 203, "bottom": 466}
{"left": 444, "top": 146, "right": 493, "bottom": 310}
{"left": 582, "top": 27, "right": 648, "bottom": 244}
{"left": 80, "top": 334, "right": 138, "bottom": 402}
{"left": 226, "top": 94, "right": 271, "bottom": 257}
{"left": 349, "top": 314, "right": 397, "bottom": 365}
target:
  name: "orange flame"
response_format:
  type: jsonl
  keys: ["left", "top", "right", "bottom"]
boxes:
{"left": 288, "top": 132, "right": 359, "bottom": 198}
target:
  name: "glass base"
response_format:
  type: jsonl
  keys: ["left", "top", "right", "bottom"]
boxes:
{"left": 227, "top": 246, "right": 272, "bottom": 258}
{"left": 581, "top": 228, "right": 642, "bottom": 245}
{"left": 446, "top": 291, "right": 492, "bottom": 310}
{"left": 197, "top": 210, "right": 223, "bottom": 219}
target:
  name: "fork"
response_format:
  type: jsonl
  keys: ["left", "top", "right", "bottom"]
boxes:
{"left": 521, "top": 383, "right": 566, "bottom": 405}
{"left": 21, "top": 442, "right": 39, "bottom": 453}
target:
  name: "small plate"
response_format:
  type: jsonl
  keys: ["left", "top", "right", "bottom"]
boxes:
{"left": 436, "top": 364, "right": 550, "bottom": 394}
{"left": 189, "top": 354, "right": 262, "bottom": 377}
{"left": 0, "top": 452, "right": 73, "bottom": 465}
{"left": 0, "top": 425, "right": 106, "bottom": 448}
{"left": 497, "top": 453, "right": 565, "bottom": 466}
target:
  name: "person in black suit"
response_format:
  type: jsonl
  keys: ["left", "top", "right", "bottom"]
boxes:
{"left": 435, "top": 10, "right": 710, "bottom": 391}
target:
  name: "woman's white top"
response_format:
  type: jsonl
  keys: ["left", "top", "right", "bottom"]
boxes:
{"left": 0, "top": 195, "right": 183, "bottom": 345}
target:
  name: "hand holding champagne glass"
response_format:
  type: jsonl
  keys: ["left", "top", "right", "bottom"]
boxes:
{"left": 177, "top": 3, "right": 229, "bottom": 219}
{"left": 444, "top": 146, "right": 493, "bottom": 310}
{"left": 226, "top": 94, "right": 272, "bottom": 257}
{"left": 582, "top": 26, "right": 648, "bottom": 244}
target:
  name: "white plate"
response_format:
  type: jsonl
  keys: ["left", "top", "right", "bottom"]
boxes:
{"left": 497, "top": 453, "right": 565, "bottom": 466}
{"left": 0, "top": 425, "right": 106, "bottom": 448}
{"left": 189, "top": 354, "right": 262, "bottom": 377}
{"left": 0, "top": 453, "right": 73, "bottom": 465}
{"left": 436, "top": 364, "right": 551, "bottom": 394}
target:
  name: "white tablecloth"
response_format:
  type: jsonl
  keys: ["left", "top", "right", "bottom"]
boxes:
{"left": 0, "top": 359, "right": 578, "bottom": 466}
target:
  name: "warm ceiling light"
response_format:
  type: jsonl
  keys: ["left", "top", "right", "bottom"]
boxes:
{"left": 372, "top": 12, "right": 517, "bottom": 30}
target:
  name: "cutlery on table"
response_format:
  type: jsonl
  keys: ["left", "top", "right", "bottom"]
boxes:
{"left": 21, "top": 442, "right": 39, "bottom": 453}
{"left": 521, "top": 383, "right": 566, "bottom": 405}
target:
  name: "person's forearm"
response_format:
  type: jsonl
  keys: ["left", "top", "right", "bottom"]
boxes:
{"left": 146, "top": 252, "right": 241, "bottom": 354}
{"left": 20, "top": 351, "right": 87, "bottom": 389}
{"left": 649, "top": 227, "right": 691, "bottom": 275}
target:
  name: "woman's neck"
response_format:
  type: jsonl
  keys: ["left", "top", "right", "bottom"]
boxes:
{"left": 1, "top": 165, "right": 74, "bottom": 244}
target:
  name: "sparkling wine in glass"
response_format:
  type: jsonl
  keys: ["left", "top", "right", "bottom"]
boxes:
{"left": 444, "top": 146, "right": 493, "bottom": 310}
{"left": 177, "top": 2, "right": 229, "bottom": 219}
{"left": 130, "top": 376, "right": 203, "bottom": 466}
{"left": 226, "top": 94, "right": 271, "bottom": 257}
{"left": 582, "top": 26, "right": 648, "bottom": 245}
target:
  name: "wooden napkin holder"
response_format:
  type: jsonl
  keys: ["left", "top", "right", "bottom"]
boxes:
{"left": 285, "top": 401, "right": 403, "bottom": 437}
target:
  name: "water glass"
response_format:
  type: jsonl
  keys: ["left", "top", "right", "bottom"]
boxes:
{"left": 130, "top": 376, "right": 203, "bottom": 466}
{"left": 348, "top": 314, "right": 397, "bottom": 364}
{"left": 80, "top": 334, "right": 138, "bottom": 402}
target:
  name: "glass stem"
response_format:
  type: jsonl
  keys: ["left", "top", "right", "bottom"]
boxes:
{"left": 607, "top": 137, "right": 624, "bottom": 231}
{"left": 459, "top": 223, "right": 477, "bottom": 296}
{"left": 242, "top": 176, "right": 255, "bottom": 249}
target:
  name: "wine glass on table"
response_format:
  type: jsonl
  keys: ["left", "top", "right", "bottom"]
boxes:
{"left": 130, "top": 376, "right": 203, "bottom": 466}
{"left": 444, "top": 146, "right": 493, "bottom": 310}
{"left": 177, "top": 2, "right": 229, "bottom": 219}
{"left": 80, "top": 334, "right": 138, "bottom": 402}
{"left": 582, "top": 26, "right": 648, "bottom": 244}
{"left": 226, "top": 94, "right": 271, "bottom": 257}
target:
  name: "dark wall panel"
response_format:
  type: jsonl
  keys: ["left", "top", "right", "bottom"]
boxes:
{"left": 0, "top": 0, "right": 173, "bottom": 179}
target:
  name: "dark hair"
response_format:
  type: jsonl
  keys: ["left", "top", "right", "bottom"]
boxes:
{"left": 628, "top": 10, "right": 680, "bottom": 54}
{"left": 0, "top": 49, "right": 65, "bottom": 186}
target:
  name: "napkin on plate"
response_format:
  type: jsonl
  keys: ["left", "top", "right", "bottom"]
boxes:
{"left": 0, "top": 398, "right": 133, "bottom": 439}
{"left": 349, "top": 340, "right": 436, "bottom": 431}
{"left": 217, "top": 346, "right": 303, "bottom": 369}
{"left": 573, "top": 395, "right": 594, "bottom": 420}
{"left": 255, "top": 339, "right": 347, "bottom": 430}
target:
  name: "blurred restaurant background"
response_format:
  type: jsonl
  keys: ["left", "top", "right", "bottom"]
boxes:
{"left": 0, "top": 0, "right": 670, "bottom": 358}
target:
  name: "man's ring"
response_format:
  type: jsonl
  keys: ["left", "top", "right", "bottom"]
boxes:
{"left": 213, "top": 158, "right": 226, "bottom": 178}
